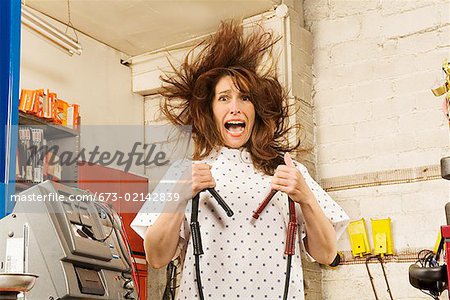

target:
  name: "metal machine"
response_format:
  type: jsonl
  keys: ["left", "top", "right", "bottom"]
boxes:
{"left": 409, "top": 157, "right": 450, "bottom": 299}
{"left": 0, "top": 181, "right": 137, "bottom": 299}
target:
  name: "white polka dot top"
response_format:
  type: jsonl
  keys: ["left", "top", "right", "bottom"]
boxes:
{"left": 131, "top": 147, "right": 349, "bottom": 300}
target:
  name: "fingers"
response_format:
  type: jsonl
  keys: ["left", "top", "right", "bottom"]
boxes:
{"left": 194, "top": 163, "right": 211, "bottom": 170}
{"left": 276, "top": 164, "right": 297, "bottom": 173}
{"left": 284, "top": 152, "right": 295, "bottom": 167}
{"left": 192, "top": 163, "right": 215, "bottom": 197}
{"left": 270, "top": 182, "right": 296, "bottom": 196}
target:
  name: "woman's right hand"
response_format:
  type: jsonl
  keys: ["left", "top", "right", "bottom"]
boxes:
{"left": 192, "top": 163, "right": 216, "bottom": 198}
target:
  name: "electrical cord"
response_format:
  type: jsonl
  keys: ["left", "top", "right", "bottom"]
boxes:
{"left": 365, "top": 255, "right": 394, "bottom": 300}
{"left": 190, "top": 189, "right": 234, "bottom": 299}
{"left": 93, "top": 200, "right": 141, "bottom": 299}
{"left": 164, "top": 259, "right": 181, "bottom": 300}
{"left": 253, "top": 190, "right": 297, "bottom": 300}
{"left": 190, "top": 194, "right": 205, "bottom": 300}
{"left": 283, "top": 255, "right": 292, "bottom": 300}
{"left": 412, "top": 249, "right": 443, "bottom": 299}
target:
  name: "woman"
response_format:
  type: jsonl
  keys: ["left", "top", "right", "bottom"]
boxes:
{"left": 131, "top": 21, "right": 349, "bottom": 299}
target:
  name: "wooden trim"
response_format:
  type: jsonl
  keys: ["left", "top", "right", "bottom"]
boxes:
{"left": 320, "top": 164, "right": 441, "bottom": 192}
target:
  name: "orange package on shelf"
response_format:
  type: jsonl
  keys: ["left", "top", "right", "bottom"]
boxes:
{"left": 55, "top": 99, "right": 69, "bottom": 126}
{"left": 67, "top": 104, "right": 79, "bottom": 129}
{"left": 44, "top": 91, "right": 57, "bottom": 120}
{"left": 30, "top": 89, "right": 45, "bottom": 116}
{"left": 19, "top": 89, "right": 34, "bottom": 112}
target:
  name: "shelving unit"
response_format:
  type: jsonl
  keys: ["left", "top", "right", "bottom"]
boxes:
{"left": 16, "top": 112, "right": 80, "bottom": 192}
{"left": 18, "top": 112, "right": 78, "bottom": 138}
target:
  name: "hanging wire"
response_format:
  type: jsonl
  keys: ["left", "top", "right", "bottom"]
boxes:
{"left": 64, "top": 0, "right": 79, "bottom": 42}
{"left": 365, "top": 255, "right": 394, "bottom": 300}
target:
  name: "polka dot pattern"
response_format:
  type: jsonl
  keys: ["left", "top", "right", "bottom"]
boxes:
{"left": 131, "top": 147, "right": 349, "bottom": 300}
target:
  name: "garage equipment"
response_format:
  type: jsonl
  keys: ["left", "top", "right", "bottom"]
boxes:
{"left": 0, "top": 181, "right": 138, "bottom": 299}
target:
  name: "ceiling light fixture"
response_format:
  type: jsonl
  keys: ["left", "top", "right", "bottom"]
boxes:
{"left": 21, "top": 5, "right": 82, "bottom": 56}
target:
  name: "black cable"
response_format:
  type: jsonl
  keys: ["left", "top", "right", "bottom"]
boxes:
{"left": 92, "top": 202, "right": 117, "bottom": 243}
{"left": 194, "top": 255, "right": 205, "bottom": 300}
{"left": 190, "top": 194, "right": 205, "bottom": 300}
{"left": 419, "top": 289, "right": 440, "bottom": 300}
{"left": 164, "top": 261, "right": 176, "bottom": 300}
{"left": 206, "top": 188, "right": 233, "bottom": 217}
{"left": 94, "top": 201, "right": 140, "bottom": 299}
{"left": 189, "top": 189, "right": 234, "bottom": 299}
{"left": 366, "top": 255, "right": 394, "bottom": 300}
{"left": 365, "top": 256, "right": 379, "bottom": 300}
{"left": 283, "top": 255, "right": 292, "bottom": 300}
{"left": 378, "top": 256, "right": 394, "bottom": 300}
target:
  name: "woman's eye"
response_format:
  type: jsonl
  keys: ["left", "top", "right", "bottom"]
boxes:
{"left": 242, "top": 95, "right": 250, "bottom": 101}
{"left": 219, "top": 96, "right": 227, "bottom": 101}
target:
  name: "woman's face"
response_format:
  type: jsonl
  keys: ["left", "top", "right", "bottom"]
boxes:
{"left": 212, "top": 76, "right": 255, "bottom": 149}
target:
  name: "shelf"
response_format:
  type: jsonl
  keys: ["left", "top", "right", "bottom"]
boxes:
{"left": 15, "top": 181, "right": 34, "bottom": 191}
{"left": 18, "top": 112, "right": 79, "bottom": 139}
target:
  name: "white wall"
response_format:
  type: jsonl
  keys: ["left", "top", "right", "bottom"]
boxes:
{"left": 304, "top": 0, "right": 450, "bottom": 299}
{"left": 20, "top": 11, "right": 145, "bottom": 174}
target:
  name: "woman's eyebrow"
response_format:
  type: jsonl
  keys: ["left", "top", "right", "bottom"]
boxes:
{"left": 217, "top": 89, "right": 231, "bottom": 95}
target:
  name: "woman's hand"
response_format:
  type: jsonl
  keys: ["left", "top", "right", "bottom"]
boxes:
{"left": 192, "top": 163, "right": 216, "bottom": 198}
{"left": 271, "top": 153, "right": 315, "bottom": 205}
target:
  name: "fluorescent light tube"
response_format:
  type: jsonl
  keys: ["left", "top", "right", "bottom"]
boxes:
{"left": 21, "top": 5, "right": 82, "bottom": 56}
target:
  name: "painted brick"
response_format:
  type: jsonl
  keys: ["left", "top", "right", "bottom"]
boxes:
{"left": 311, "top": 16, "right": 361, "bottom": 47}
{"left": 314, "top": 61, "right": 377, "bottom": 90}
{"left": 392, "top": 70, "right": 440, "bottom": 95}
{"left": 311, "top": 47, "right": 331, "bottom": 70}
{"left": 312, "top": 86, "right": 353, "bottom": 108}
{"left": 318, "top": 139, "right": 374, "bottom": 162}
{"left": 317, "top": 159, "right": 368, "bottom": 178}
{"left": 371, "top": 96, "right": 412, "bottom": 120}
{"left": 372, "top": 54, "right": 421, "bottom": 80}
{"left": 394, "top": 28, "right": 446, "bottom": 56}
{"left": 380, "top": 0, "right": 445, "bottom": 16}
{"left": 303, "top": 0, "right": 330, "bottom": 24}
{"left": 397, "top": 148, "right": 449, "bottom": 168}
{"left": 398, "top": 109, "right": 445, "bottom": 134}
{"left": 329, "top": 0, "right": 379, "bottom": 18}
{"left": 355, "top": 118, "right": 400, "bottom": 139}
{"left": 330, "top": 39, "right": 381, "bottom": 65}
{"left": 415, "top": 48, "right": 450, "bottom": 73}
{"left": 314, "top": 107, "right": 336, "bottom": 127}
{"left": 360, "top": 10, "right": 385, "bottom": 39}
{"left": 303, "top": 1, "right": 450, "bottom": 298}
{"left": 382, "top": 5, "right": 441, "bottom": 39}
{"left": 331, "top": 101, "right": 373, "bottom": 125}
{"left": 316, "top": 124, "right": 356, "bottom": 144}
{"left": 438, "top": 24, "right": 450, "bottom": 46}
{"left": 415, "top": 127, "right": 450, "bottom": 149}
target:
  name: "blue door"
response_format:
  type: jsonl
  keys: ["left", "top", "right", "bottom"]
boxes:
{"left": 0, "top": 0, "right": 21, "bottom": 218}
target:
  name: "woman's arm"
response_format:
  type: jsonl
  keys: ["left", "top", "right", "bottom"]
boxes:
{"left": 271, "top": 153, "right": 337, "bottom": 265}
{"left": 144, "top": 163, "right": 216, "bottom": 269}
{"left": 144, "top": 201, "right": 188, "bottom": 269}
{"left": 298, "top": 197, "right": 336, "bottom": 264}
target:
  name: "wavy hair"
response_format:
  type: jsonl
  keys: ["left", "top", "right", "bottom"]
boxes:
{"left": 159, "top": 20, "right": 302, "bottom": 175}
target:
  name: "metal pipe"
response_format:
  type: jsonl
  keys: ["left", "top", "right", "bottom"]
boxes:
{"left": 21, "top": 5, "right": 82, "bottom": 55}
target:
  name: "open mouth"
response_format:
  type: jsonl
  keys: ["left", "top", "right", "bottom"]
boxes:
{"left": 224, "top": 120, "right": 246, "bottom": 136}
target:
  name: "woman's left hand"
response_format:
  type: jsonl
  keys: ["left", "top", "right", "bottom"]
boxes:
{"left": 271, "top": 153, "right": 315, "bottom": 205}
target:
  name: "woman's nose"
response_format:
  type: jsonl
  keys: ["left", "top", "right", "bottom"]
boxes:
{"left": 229, "top": 98, "right": 241, "bottom": 114}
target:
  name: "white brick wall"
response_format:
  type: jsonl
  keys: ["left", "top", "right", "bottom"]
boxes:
{"left": 304, "top": 0, "right": 450, "bottom": 299}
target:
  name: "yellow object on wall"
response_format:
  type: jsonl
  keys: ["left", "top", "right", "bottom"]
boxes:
{"left": 434, "top": 230, "right": 442, "bottom": 254}
{"left": 347, "top": 219, "right": 371, "bottom": 257}
{"left": 371, "top": 218, "right": 394, "bottom": 256}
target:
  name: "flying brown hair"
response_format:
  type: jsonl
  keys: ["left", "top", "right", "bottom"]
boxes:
{"left": 160, "top": 20, "right": 302, "bottom": 175}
